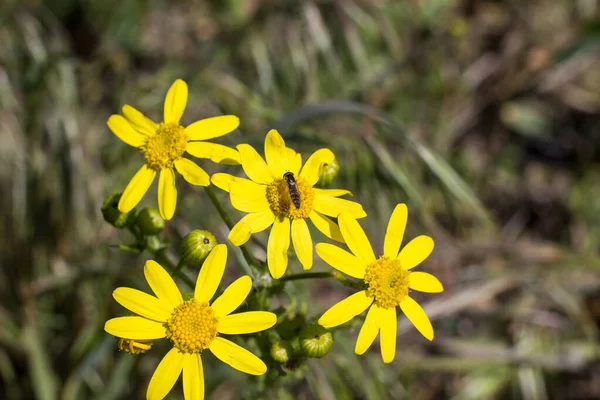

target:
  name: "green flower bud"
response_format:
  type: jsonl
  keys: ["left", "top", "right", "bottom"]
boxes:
{"left": 317, "top": 158, "right": 339, "bottom": 187}
{"left": 299, "top": 324, "right": 332, "bottom": 358}
{"left": 181, "top": 230, "right": 217, "bottom": 265}
{"left": 101, "top": 193, "right": 136, "bottom": 229}
{"left": 270, "top": 340, "right": 293, "bottom": 363}
{"left": 135, "top": 207, "right": 165, "bottom": 235}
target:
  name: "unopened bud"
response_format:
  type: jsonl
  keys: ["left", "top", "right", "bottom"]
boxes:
{"left": 135, "top": 208, "right": 165, "bottom": 235}
{"left": 270, "top": 340, "right": 293, "bottom": 363}
{"left": 102, "top": 193, "right": 136, "bottom": 229}
{"left": 299, "top": 324, "right": 332, "bottom": 358}
{"left": 317, "top": 158, "right": 339, "bottom": 187}
{"left": 181, "top": 230, "right": 217, "bottom": 265}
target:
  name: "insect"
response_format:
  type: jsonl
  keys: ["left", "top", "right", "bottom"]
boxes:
{"left": 283, "top": 172, "right": 301, "bottom": 209}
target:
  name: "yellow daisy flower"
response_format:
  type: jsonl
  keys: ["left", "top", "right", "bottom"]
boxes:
{"left": 108, "top": 79, "right": 241, "bottom": 220}
{"left": 316, "top": 204, "right": 443, "bottom": 363}
{"left": 104, "top": 244, "right": 276, "bottom": 400}
{"left": 211, "top": 129, "right": 366, "bottom": 279}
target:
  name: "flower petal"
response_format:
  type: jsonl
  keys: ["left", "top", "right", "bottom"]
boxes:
{"left": 288, "top": 150, "right": 302, "bottom": 176}
{"left": 211, "top": 173, "right": 245, "bottom": 193}
{"left": 338, "top": 212, "right": 376, "bottom": 263}
{"left": 163, "top": 79, "right": 188, "bottom": 124}
{"left": 355, "top": 304, "right": 384, "bottom": 355}
{"left": 218, "top": 312, "right": 277, "bottom": 334}
{"left": 210, "top": 276, "right": 252, "bottom": 318}
{"left": 308, "top": 210, "right": 344, "bottom": 242}
{"left": 183, "top": 353, "right": 204, "bottom": 400}
{"left": 314, "top": 188, "right": 352, "bottom": 198}
{"left": 104, "top": 316, "right": 165, "bottom": 340}
{"left": 299, "top": 148, "right": 335, "bottom": 185}
{"left": 194, "top": 244, "right": 227, "bottom": 303}
{"left": 158, "top": 168, "right": 177, "bottom": 220}
{"left": 229, "top": 179, "right": 269, "bottom": 213}
{"left": 121, "top": 105, "right": 157, "bottom": 136}
{"left": 313, "top": 195, "right": 366, "bottom": 219}
{"left": 107, "top": 114, "right": 147, "bottom": 148}
{"left": 264, "top": 129, "right": 287, "bottom": 178}
{"left": 379, "top": 307, "right": 397, "bottom": 363}
{"left": 384, "top": 203, "right": 408, "bottom": 258}
{"left": 291, "top": 218, "right": 313, "bottom": 270}
{"left": 315, "top": 243, "right": 365, "bottom": 279}
{"left": 112, "top": 288, "right": 172, "bottom": 322}
{"left": 209, "top": 337, "right": 267, "bottom": 375}
{"left": 398, "top": 235, "right": 434, "bottom": 270}
{"left": 409, "top": 271, "right": 444, "bottom": 293}
{"left": 144, "top": 260, "right": 183, "bottom": 309}
{"left": 318, "top": 290, "right": 373, "bottom": 328}
{"left": 267, "top": 217, "right": 291, "bottom": 279}
{"left": 400, "top": 296, "right": 434, "bottom": 341}
{"left": 118, "top": 164, "right": 156, "bottom": 213}
{"left": 185, "top": 115, "right": 239, "bottom": 140}
{"left": 174, "top": 158, "right": 210, "bottom": 186}
{"left": 186, "top": 142, "right": 241, "bottom": 165}
{"left": 147, "top": 348, "right": 184, "bottom": 400}
{"left": 228, "top": 210, "right": 275, "bottom": 246}
{"left": 237, "top": 143, "right": 273, "bottom": 184}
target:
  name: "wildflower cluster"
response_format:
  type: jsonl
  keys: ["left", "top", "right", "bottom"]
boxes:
{"left": 103, "top": 79, "right": 444, "bottom": 399}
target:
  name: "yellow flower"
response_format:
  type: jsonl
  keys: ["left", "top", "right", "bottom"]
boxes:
{"left": 212, "top": 129, "right": 366, "bottom": 279}
{"left": 104, "top": 244, "right": 276, "bottom": 400}
{"left": 316, "top": 204, "right": 443, "bottom": 363}
{"left": 108, "top": 79, "right": 241, "bottom": 220}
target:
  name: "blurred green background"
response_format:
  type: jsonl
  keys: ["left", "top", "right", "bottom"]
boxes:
{"left": 2, "top": 0, "right": 600, "bottom": 399}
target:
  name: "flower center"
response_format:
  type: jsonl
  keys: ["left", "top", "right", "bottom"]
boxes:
{"left": 364, "top": 256, "right": 410, "bottom": 309}
{"left": 142, "top": 122, "right": 188, "bottom": 170}
{"left": 165, "top": 298, "right": 218, "bottom": 353}
{"left": 266, "top": 175, "right": 314, "bottom": 219}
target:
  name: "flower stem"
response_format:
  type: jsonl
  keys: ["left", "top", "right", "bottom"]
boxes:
{"left": 153, "top": 248, "right": 196, "bottom": 289}
{"left": 279, "top": 272, "right": 336, "bottom": 281}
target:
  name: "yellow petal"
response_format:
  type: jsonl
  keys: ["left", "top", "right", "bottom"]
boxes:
{"left": 163, "top": 79, "right": 188, "bottom": 124}
{"left": 158, "top": 168, "right": 177, "bottom": 220}
{"left": 107, "top": 114, "right": 147, "bottom": 148}
{"left": 210, "top": 276, "right": 252, "bottom": 318}
{"left": 186, "top": 142, "right": 241, "bottom": 165}
{"left": 183, "top": 354, "right": 204, "bottom": 400}
{"left": 355, "top": 304, "right": 384, "bottom": 355}
{"left": 288, "top": 150, "right": 302, "bottom": 175}
{"left": 209, "top": 337, "right": 267, "bottom": 375}
{"left": 237, "top": 143, "right": 273, "bottom": 184}
{"left": 147, "top": 348, "right": 184, "bottom": 400}
{"left": 173, "top": 158, "right": 210, "bottom": 186}
{"left": 315, "top": 243, "right": 365, "bottom": 279}
{"left": 112, "top": 288, "right": 172, "bottom": 322}
{"left": 210, "top": 172, "right": 243, "bottom": 193}
{"left": 409, "top": 272, "right": 444, "bottom": 293}
{"left": 400, "top": 296, "right": 434, "bottom": 341}
{"left": 291, "top": 219, "right": 313, "bottom": 270}
{"left": 185, "top": 115, "right": 240, "bottom": 140}
{"left": 299, "top": 148, "right": 334, "bottom": 185}
{"left": 318, "top": 290, "right": 373, "bottom": 328}
{"left": 217, "top": 311, "right": 277, "bottom": 334}
{"left": 144, "top": 260, "right": 183, "bottom": 309}
{"left": 194, "top": 244, "right": 227, "bottom": 303}
{"left": 104, "top": 316, "right": 165, "bottom": 340}
{"left": 338, "top": 212, "right": 375, "bottom": 263}
{"left": 121, "top": 105, "right": 157, "bottom": 136}
{"left": 314, "top": 188, "right": 353, "bottom": 198}
{"left": 384, "top": 203, "right": 408, "bottom": 258}
{"left": 229, "top": 179, "right": 269, "bottom": 213}
{"left": 379, "top": 307, "right": 397, "bottom": 363}
{"left": 118, "top": 164, "right": 156, "bottom": 213}
{"left": 264, "top": 129, "right": 287, "bottom": 178}
{"left": 313, "top": 195, "right": 366, "bottom": 219}
{"left": 228, "top": 210, "right": 275, "bottom": 246}
{"left": 267, "top": 217, "right": 291, "bottom": 279}
{"left": 308, "top": 210, "right": 344, "bottom": 242}
{"left": 398, "top": 235, "right": 434, "bottom": 270}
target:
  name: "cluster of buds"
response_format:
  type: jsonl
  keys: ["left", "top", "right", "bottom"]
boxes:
{"left": 270, "top": 323, "right": 333, "bottom": 367}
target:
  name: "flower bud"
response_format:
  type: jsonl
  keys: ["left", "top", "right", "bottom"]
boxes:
{"left": 101, "top": 193, "right": 136, "bottom": 229}
{"left": 299, "top": 324, "right": 332, "bottom": 358}
{"left": 181, "top": 230, "right": 217, "bottom": 265}
{"left": 317, "top": 158, "right": 339, "bottom": 187}
{"left": 270, "top": 340, "right": 293, "bottom": 363}
{"left": 117, "top": 338, "right": 153, "bottom": 354}
{"left": 135, "top": 207, "right": 165, "bottom": 235}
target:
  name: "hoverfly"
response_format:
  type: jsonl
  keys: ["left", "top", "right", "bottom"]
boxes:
{"left": 283, "top": 172, "right": 301, "bottom": 209}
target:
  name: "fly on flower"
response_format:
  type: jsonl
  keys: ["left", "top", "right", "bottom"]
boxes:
{"left": 316, "top": 204, "right": 443, "bottom": 363}
{"left": 211, "top": 129, "right": 366, "bottom": 279}
{"left": 104, "top": 244, "right": 277, "bottom": 400}
{"left": 107, "top": 79, "right": 241, "bottom": 220}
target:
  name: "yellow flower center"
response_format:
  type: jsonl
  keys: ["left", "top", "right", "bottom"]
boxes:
{"left": 143, "top": 122, "right": 188, "bottom": 170}
{"left": 266, "top": 175, "right": 314, "bottom": 219}
{"left": 165, "top": 298, "right": 218, "bottom": 353}
{"left": 364, "top": 256, "right": 410, "bottom": 309}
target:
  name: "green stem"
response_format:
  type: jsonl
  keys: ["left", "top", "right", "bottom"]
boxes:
{"left": 279, "top": 272, "right": 336, "bottom": 282}
{"left": 170, "top": 259, "right": 186, "bottom": 279}
{"left": 153, "top": 248, "right": 195, "bottom": 289}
